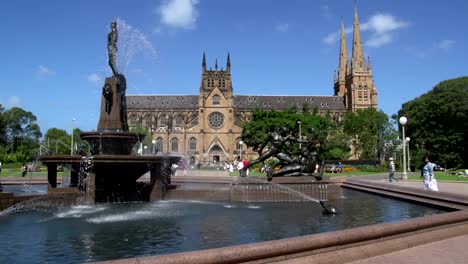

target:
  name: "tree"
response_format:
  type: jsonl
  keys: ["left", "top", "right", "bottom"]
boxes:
{"left": 342, "top": 108, "right": 393, "bottom": 160}
{"left": 241, "top": 108, "right": 337, "bottom": 159}
{"left": 3, "top": 107, "right": 42, "bottom": 156}
{"left": 399, "top": 77, "right": 468, "bottom": 168}
{"left": 43, "top": 128, "right": 71, "bottom": 155}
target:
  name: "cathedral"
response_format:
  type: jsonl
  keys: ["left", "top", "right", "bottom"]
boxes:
{"left": 126, "top": 7, "right": 378, "bottom": 165}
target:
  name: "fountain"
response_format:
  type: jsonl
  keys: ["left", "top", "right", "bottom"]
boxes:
{"left": 1, "top": 19, "right": 463, "bottom": 264}
{"left": 40, "top": 21, "right": 181, "bottom": 204}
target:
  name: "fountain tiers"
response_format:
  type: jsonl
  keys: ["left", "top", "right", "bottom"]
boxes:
{"left": 39, "top": 74, "right": 182, "bottom": 203}
{"left": 40, "top": 154, "right": 181, "bottom": 203}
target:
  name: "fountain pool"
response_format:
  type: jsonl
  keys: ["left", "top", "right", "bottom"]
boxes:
{"left": 0, "top": 188, "right": 447, "bottom": 264}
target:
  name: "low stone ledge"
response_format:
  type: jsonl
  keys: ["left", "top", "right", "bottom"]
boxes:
{"left": 93, "top": 210, "right": 468, "bottom": 264}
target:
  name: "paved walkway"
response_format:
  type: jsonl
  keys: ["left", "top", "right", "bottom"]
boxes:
{"left": 346, "top": 177, "right": 468, "bottom": 264}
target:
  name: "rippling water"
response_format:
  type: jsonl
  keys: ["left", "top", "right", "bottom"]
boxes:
{"left": 0, "top": 189, "right": 446, "bottom": 264}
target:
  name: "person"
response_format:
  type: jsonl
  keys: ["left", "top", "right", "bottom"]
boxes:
{"left": 388, "top": 157, "right": 399, "bottom": 182}
{"left": 21, "top": 164, "right": 27, "bottom": 177}
{"left": 228, "top": 163, "right": 234, "bottom": 173}
{"left": 422, "top": 157, "right": 438, "bottom": 191}
{"left": 0, "top": 161, "right": 2, "bottom": 176}
{"left": 236, "top": 158, "right": 245, "bottom": 177}
{"left": 243, "top": 158, "right": 250, "bottom": 176}
{"left": 336, "top": 162, "right": 343, "bottom": 173}
{"left": 179, "top": 159, "right": 188, "bottom": 176}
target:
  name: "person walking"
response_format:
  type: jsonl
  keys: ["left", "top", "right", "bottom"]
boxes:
{"left": 388, "top": 158, "right": 399, "bottom": 182}
{"left": 422, "top": 157, "right": 438, "bottom": 191}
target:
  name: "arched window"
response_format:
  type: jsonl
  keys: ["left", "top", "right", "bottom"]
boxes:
{"left": 212, "top": 94, "right": 220, "bottom": 105}
{"left": 142, "top": 115, "right": 152, "bottom": 128}
{"left": 160, "top": 115, "right": 169, "bottom": 127}
{"left": 189, "top": 137, "right": 197, "bottom": 150}
{"left": 170, "top": 138, "right": 179, "bottom": 152}
{"left": 155, "top": 137, "right": 163, "bottom": 153}
{"left": 129, "top": 115, "right": 139, "bottom": 126}
{"left": 175, "top": 115, "right": 183, "bottom": 126}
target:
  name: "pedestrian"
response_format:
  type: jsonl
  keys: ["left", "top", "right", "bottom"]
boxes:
{"left": 422, "top": 157, "right": 438, "bottom": 191}
{"left": 237, "top": 158, "right": 244, "bottom": 177}
{"left": 21, "top": 164, "right": 27, "bottom": 177}
{"left": 243, "top": 158, "right": 250, "bottom": 176}
{"left": 0, "top": 161, "right": 2, "bottom": 176}
{"left": 388, "top": 158, "right": 399, "bottom": 182}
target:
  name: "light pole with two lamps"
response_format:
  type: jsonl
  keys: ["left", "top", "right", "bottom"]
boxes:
{"left": 70, "top": 118, "right": 76, "bottom": 155}
{"left": 239, "top": 140, "right": 244, "bottom": 161}
{"left": 152, "top": 139, "right": 156, "bottom": 154}
{"left": 297, "top": 121, "right": 302, "bottom": 149}
{"left": 399, "top": 116, "right": 408, "bottom": 180}
{"left": 406, "top": 137, "right": 411, "bottom": 172}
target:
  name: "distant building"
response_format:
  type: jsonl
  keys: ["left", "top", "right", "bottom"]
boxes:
{"left": 126, "top": 6, "right": 378, "bottom": 165}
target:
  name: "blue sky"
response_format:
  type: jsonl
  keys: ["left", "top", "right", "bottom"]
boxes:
{"left": 1, "top": 0, "right": 466, "bottom": 134}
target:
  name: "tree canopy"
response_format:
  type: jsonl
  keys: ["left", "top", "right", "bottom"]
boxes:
{"left": 342, "top": 108, "right": 394, "bottom": 160}
{"left": 399, "top": 76, "right": 468, "bottom": 168}
{"left": 241, "top": 108, "right": 348, "bottom": 160}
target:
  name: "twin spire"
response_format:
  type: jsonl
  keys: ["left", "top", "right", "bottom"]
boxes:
{"left": 202, "top": 52, "right": 231, "bottom": 72}
{"left": 337, "top": 4, "right": 371, "bottom": 79}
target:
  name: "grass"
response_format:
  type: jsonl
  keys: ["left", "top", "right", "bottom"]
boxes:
{"left": 408, "top": 171, "right": 468, "bottom": 182}
{"left": 1, "top": 168, "right": 69, "bottom": 178}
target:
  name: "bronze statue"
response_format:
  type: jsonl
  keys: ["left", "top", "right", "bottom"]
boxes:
{"left": 103, "top": 83, "right": 113, "bottom": 114}
{"left": 242, "top": 126, "right": 323, "bottom": 181}
{"left": 108, "top": 21, "right": 119, "bottom": 77}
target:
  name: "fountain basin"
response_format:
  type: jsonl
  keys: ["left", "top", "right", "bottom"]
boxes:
{"left": 80, "top": 131, "right": 145, "bottom": 155}
{"left": 40, "top": 154, "right": 182, "bottom": 203}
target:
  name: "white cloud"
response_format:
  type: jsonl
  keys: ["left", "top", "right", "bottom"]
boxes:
{"left": 275, "top": 23, "right": 289, "bottom": 33}
{"left": 323, "top": 13, "right": 408, "bottom": 48}
{"left": 87, "top": 73, "right": 102, "bottom": 85}
{"left": 436, "top": 39, "right": 455, "bottom": 51}
{"left": 7, "top": 96, "right": 21, "bottom": 108}
{"left": 158, "top": 0, "right": 199, "bottom": 29}
{"left": 36, "top": 65, "right": 56, "bottom": 76}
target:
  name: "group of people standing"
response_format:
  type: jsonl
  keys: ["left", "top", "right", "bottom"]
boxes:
{"left": 388, "top": 156, "right": 438, "bottom": 191}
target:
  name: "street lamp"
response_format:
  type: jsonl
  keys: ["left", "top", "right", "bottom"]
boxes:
{"left": 297, "top": 121, "right": 302, "bottom": 149}
{"left": 399, "top": 116, "right": 408, "bottom": 180}
{"left": 152, "top": 139, "right": 156, "bottom": 154}
{"left": 406, "top": 137, "right": 411, "bottom": 172}
{"left": 144, "top": 145, "right": 148, "bottom": 155}
{"left": 70, "top": 118, "right": 76, "bottom": 155}
{"left": 239, "top": 140, "right": 244, "bottom": 160}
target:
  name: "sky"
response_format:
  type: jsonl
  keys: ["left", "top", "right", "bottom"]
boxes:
{"left": 1, "top": 0, "right": 467, "bottom": 135}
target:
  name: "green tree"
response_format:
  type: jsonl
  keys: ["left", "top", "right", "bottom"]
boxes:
{"left": 43, "top": 128, "right": 71, "bottom": 155}
{"left": 241, "top": 108, "right": 336, "bottom": 158}
{"left": 342, "top": 108, "right": 392, "bottom": 160}
{"left": 3, "top": 107, "right": 42, "bottom": 156}
{"left": 399, "top": 77, "right": 468, "bottom": 168}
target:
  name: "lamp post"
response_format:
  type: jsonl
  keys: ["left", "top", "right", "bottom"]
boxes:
{"left": 144, "top": 145, "right": 148, "bottom": 155}
{"left": 406, "top": 137, "right": 411, "bottom": 172}
{"left": 399, "top": 116, "right": 408, "bottom": 180}
{"left": 70, "top": 118, "right": 76, "bottom": 155}
{"left": 297, "top": 121, "right": 302, "bottom": 149}
{"left": 152, "top": 139, "right": 156, "bottom": 154}
{"left": 239, "top": 140, "right": 244, "bottom": 161}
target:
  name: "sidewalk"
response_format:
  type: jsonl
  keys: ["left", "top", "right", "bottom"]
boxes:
{"left": 345, "top": 177, "right": 468, "bottom": 264}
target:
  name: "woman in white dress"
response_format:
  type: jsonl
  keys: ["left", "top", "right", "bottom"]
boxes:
{"left": 422, "top": 157, "right": 438, "bottom": 191}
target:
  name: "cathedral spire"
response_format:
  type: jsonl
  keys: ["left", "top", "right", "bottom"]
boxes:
{"left": 367, "top": 56, "right": 372, "bottom": 71}
{"left": 202, "top": 52, "right": 206, "bottom": 72}
{"left": 215, "top": 58, "right": 218, "bottom": 70}
{"left": 351, "top": 4, "right": 366, "bottom": 72}
{"left": 226, "top": 52, "right": 231, "bottom": 73}
{"left": 338, "top": 18, "right": 349, "bottom": 82}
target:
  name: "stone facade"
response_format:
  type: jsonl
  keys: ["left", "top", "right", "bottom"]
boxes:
{"left": 126, "top": 7, "right": 377, "bottom": 165}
